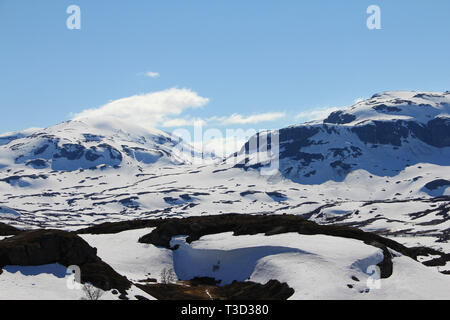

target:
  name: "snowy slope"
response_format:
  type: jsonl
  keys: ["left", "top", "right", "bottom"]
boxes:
{"left": 77, "top": 230, "right": 450, "bottom": 299}
{"left": 0, "top": 118, "right": 208, "bottom": 173}
{"left": 0, "top": 93, "right": 448, "bottom": 246}
{"left": 232, "top": 91, "right": 450, "bottom": 185}
{"left": 172, "top": 232, "right": 450, "bottom": 299}
{"left": 0, "top": 92, "right": 447, "bottom": 244}
{"left": 80, "top": 228, "right": 173, "bottom": 284}
{"left": 0, "top": 91, "right": 449, "bottom": 300}
{"left": 0, "top": 264, "right": 154, "bottom": 300}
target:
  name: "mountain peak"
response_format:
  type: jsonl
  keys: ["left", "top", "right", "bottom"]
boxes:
{"left": 323, "top": 90, "right": 450, "bottom": 126}
{"left": 235, "top": 90, "right": 450, "bottom": 185}
{"left": 0, "top": 118, "right": 201, "bottom": 172}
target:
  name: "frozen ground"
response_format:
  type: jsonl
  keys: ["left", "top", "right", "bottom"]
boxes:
{"left": 77, "top": 230, "right": 450, "bottom": 300}
{"left": 0, "top": 262, "right": 154, "bottom": 300}
{"left": 0, "top": 91, "right": 449, "bottom": 299}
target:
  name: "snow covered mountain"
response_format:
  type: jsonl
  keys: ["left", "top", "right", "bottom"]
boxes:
{"left": 0, "top": 91, "right": 449, "bottom": 300}
{"left": 0, "top": 91, "right": 448, "bottom": 232}
{"left": 0, "top": 118, "right": 211, "bottom": 173}
{"left": 234, "top": 90, "right": 450, "bottom": 188}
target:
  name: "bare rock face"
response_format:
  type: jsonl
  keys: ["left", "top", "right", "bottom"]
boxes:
{"left": 352, "top": 119, "right": 450, "bottom": 148}
{"left": 0, "top": 230, "right": 98, "bottom": 267}
{"left": 424, "top": 179, "right": 450, "bottom": 191}
{"left": 0, "top": 230, "right": 131, "bottom": 294}
{"left": 216, "top": 279, "right": 295, "bottom": 300}
{"left": 324, "top": 110, "right": 357, "bottom": 124}
{"left": 137, "top": 278, "right": 295, "bottom": 300}
{"left": 0, "top": 223, "right": 20, "bottom": 236}
{"left": 77, "top": 219, "right": 163, "bottom": 235}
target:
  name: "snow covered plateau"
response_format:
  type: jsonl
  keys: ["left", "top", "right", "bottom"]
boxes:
{"left": 0, "top": 91, "right": 449, "bottom": 300}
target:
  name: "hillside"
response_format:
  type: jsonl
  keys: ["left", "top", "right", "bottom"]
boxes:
{"left": 0, "top": 91, "right": 449, "bottom": 300}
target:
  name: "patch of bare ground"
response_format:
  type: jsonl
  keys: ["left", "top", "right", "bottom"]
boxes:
{"left": 135, "top": 278, "right": 294, "bottom": 300}
{"left": 0, "top": 222, "right": 20, "bottom": 236}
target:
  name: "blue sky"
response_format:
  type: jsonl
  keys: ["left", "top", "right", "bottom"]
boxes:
{"left": 1, "top": 0, "right": 450, "bottom": 152}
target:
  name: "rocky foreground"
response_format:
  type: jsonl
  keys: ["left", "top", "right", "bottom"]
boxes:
{"left": 1, "top": 214, "right": 449, "bottom": 300}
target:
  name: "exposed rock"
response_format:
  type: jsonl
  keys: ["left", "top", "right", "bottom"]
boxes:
{"left": 0, "top": 230, "right": 131, "bottom": 293}
{"left": 373, "top": 105, "right": 402, "bottom": 113}
{"left": 215, "top": 279, "right": 295, "bottom": 300}
{"left": 25, "top": 159, "right": 48, "bottom": 169}
{"left": 0, "top": 223, "right": 21, "bottom": 236}
{"left": 351, "top": 118, "right": 450, "bottom": 148}
{"left": 76, "top": 219, "right": 163, "bottom": 235}
{"left": 407, "top": 118, "right": 450, "bottom": 148}
{"left": 324, "top": 111, "right": 357, "bottom": 124}
{"left": 278, "top": 126, "right": 321, "bottom": 159}
{"left": 53, "top": 143, "right": 85, "bottom": 161}
{"left": 0, "top": 230, "right": 98, "bottom": 267}
{"left": 136, "top": 279, "right": 294, "bottom": 300}
{"left": 352, "top": 121, "right": 410, "bottom": 147}
{"left": 424, "top": 179, "right": 450, "bottom": 191}
{"left": 80, "top": 260, "right": 131, "bottom": 293}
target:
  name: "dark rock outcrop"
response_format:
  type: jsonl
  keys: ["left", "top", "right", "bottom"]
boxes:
{"left": 411, "top": 117, "right": 450, "bottom": 148}
{"left": 373, "top": 105, "right": 402, "bottom": 113}
{"left": 25, "top": 159, "right": 48, "bottom": 169}
{"left": 324, "top": 111, "right": 357, "bottom": 124}
{"left": 0, "top": 230, "right": 131, "bottom": 293}
{"left": 76, "top": 219, "right": 164, "bottom": 235}
{"left": 424, "top": 179, "right": 450, "bottom": 191}
{"left": 351, "top": 121, "right": 410, "bottom": 147}
{"left": 0, "top": 223, "right": 21, "bottom": 236}
{"left": 215, "top": 279, "right": 295, "bottom": 300}
{"left": 0, "top": 230, "right": 98, "bottom": 266}
{"left": 352, "top": 118, "right": 450, "bottom": 148}
{"left": 137, "top": 279, "right": 294, "bottom": 300}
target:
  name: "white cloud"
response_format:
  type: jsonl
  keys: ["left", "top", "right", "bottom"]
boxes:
{"left": 212, "top": 112, "right": 286, "bottom": 125}
{"left": 162, "top": 118, "right": 206, "bottom": 128}
{"left": 71, "top": 85, "right": 285, "bottom": 138}
{"left": 145, "top": 71, "right": 160, "bottom": 78}
{"left": 161, "top": 111, "right": 286, "bottom": 129}
{"left": 72, "top": 88, "right": 209, "bottom": 128}
{"left": 295, "top": 107, "right": 342, "bottom": 122}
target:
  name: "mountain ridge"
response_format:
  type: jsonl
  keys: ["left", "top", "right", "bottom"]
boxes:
{"left": 0, "top": 118, "right": 208, "bottom": 173}
{"left": 233, "top": 90, "right": 450, "bottom": 185}
{"left": 0, "top": 91, "right": 448, "bottom": 257}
